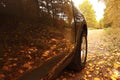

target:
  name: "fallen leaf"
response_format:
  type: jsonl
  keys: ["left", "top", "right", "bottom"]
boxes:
{"left": 88, "top": 75, "right": 92, "bottom": 77}
{"left": 50, "top": 45, "right": 56, "bottom": 50}
{"left": 114, "top": 63, "right": 119, "bottom": 69}
{"left": 107, "top": 68, "right": 110, "bottom": 71}
{"left": 13, "top": 63, "right": 17, "bottom": 67}
{"left": 62, "top": 78, "right": 67, "bottom": 80}
{"left": 95, "top": 71, "right": 99, "bottom": 75}
{"left": 42, "top": 51, "right": 50, "bottom": 57}
{"left": 23, "top": 62, "right": 32, "bottom": 69}
{"left": 96, "top": 67, "right": 100, "bottom": 70}
{"left": 19, "top": 69, "right": 24, "bottom": 74}
{"left": 94, "top": 78, "right": 100, "bottom": 80}
{"left": 68, "top": 73, "right": 75, "bottom": 77}
{"left": 2, "top": 66, "right": 10, "bottom": 71}
{"left": 0, "top": 74, "right": 5, "bottom": 78}
{"left": 111, "top": 76, "right": 117, "bottom": 80}
{"left": 86, "top": 71, "right": 90, "bottom": 75}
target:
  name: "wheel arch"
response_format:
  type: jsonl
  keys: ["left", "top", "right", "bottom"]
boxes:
{"left": 82, "top": 23, "right": 88, "bottom": 35}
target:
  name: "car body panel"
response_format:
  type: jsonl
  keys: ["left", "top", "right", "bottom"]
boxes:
{"left": 0, "top": 0, "right": 87, "bottom": 80}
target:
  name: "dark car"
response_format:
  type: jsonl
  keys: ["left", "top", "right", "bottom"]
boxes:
{"left": 0, "top": 0, "right": 87, "bottom": 80}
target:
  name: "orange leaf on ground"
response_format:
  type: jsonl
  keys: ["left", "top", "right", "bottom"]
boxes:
{"left": 0, "top": 74, "right": 5, "bottom": 78}
{"left": 94, "top": 78, "right": 100, "bottom": 80}
{"left": 19, "top": 69, "right": 24, "bottom": 74}
{"left": 62, "top": 78, "right": 67, "bottom": 80}
{"left": 2, "top": 66, "right": 10, "bottom": 71}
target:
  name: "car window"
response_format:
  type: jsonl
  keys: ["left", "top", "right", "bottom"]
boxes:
{"left": 37, "top": 0, "right": 75, "bottom": 42}
{"left": 38, "top": 0, "right": 73, "bottom": 27}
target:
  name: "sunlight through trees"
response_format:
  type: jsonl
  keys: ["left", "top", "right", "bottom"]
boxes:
{"left": 79, "top": 0, "right": 97, "bottom": 28}
{"left": 102, "top": 0, "right": 120, "bottom": 28}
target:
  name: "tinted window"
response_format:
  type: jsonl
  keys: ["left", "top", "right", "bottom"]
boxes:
{"left": 38, "top": 0, "right": 74, "bottom": 27}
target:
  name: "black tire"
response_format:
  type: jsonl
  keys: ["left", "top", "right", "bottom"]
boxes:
{"left": 79, "top": 32, "right": 87, "bottom": 69}
{"left": 68, "top": 31, "right": 87, "bottom": 71}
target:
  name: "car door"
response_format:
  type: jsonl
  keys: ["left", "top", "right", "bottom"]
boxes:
{"left": 0, "top": 0, "right": 77, "bottom": 80}
{"left": 18, "top": 0, "right": 77, "bottom": 80}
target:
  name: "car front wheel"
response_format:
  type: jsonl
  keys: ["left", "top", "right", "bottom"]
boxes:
{"left": 79, "top": 32, "right": 87, "bottom": 68}
{"left": 76, "top": 31, "right": 87, "bottom": 70}
{"left": 68, "top": 31, "right": 87, "bottom": 71}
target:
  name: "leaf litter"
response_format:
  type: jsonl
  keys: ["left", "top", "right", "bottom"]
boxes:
{"left": 57, "top": 28, "right": 120, "bottom": 80}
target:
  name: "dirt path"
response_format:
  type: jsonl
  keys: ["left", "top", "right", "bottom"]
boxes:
{"left": 57, "top": 29, "right": 120, "bottom": 80}
{"left": 88, "top": 29, "right": 107, "bottom": 54}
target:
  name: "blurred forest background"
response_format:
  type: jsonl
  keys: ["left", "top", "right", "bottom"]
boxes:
{"left": 79, "top": 0, "right": 120, "bottom": 29}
